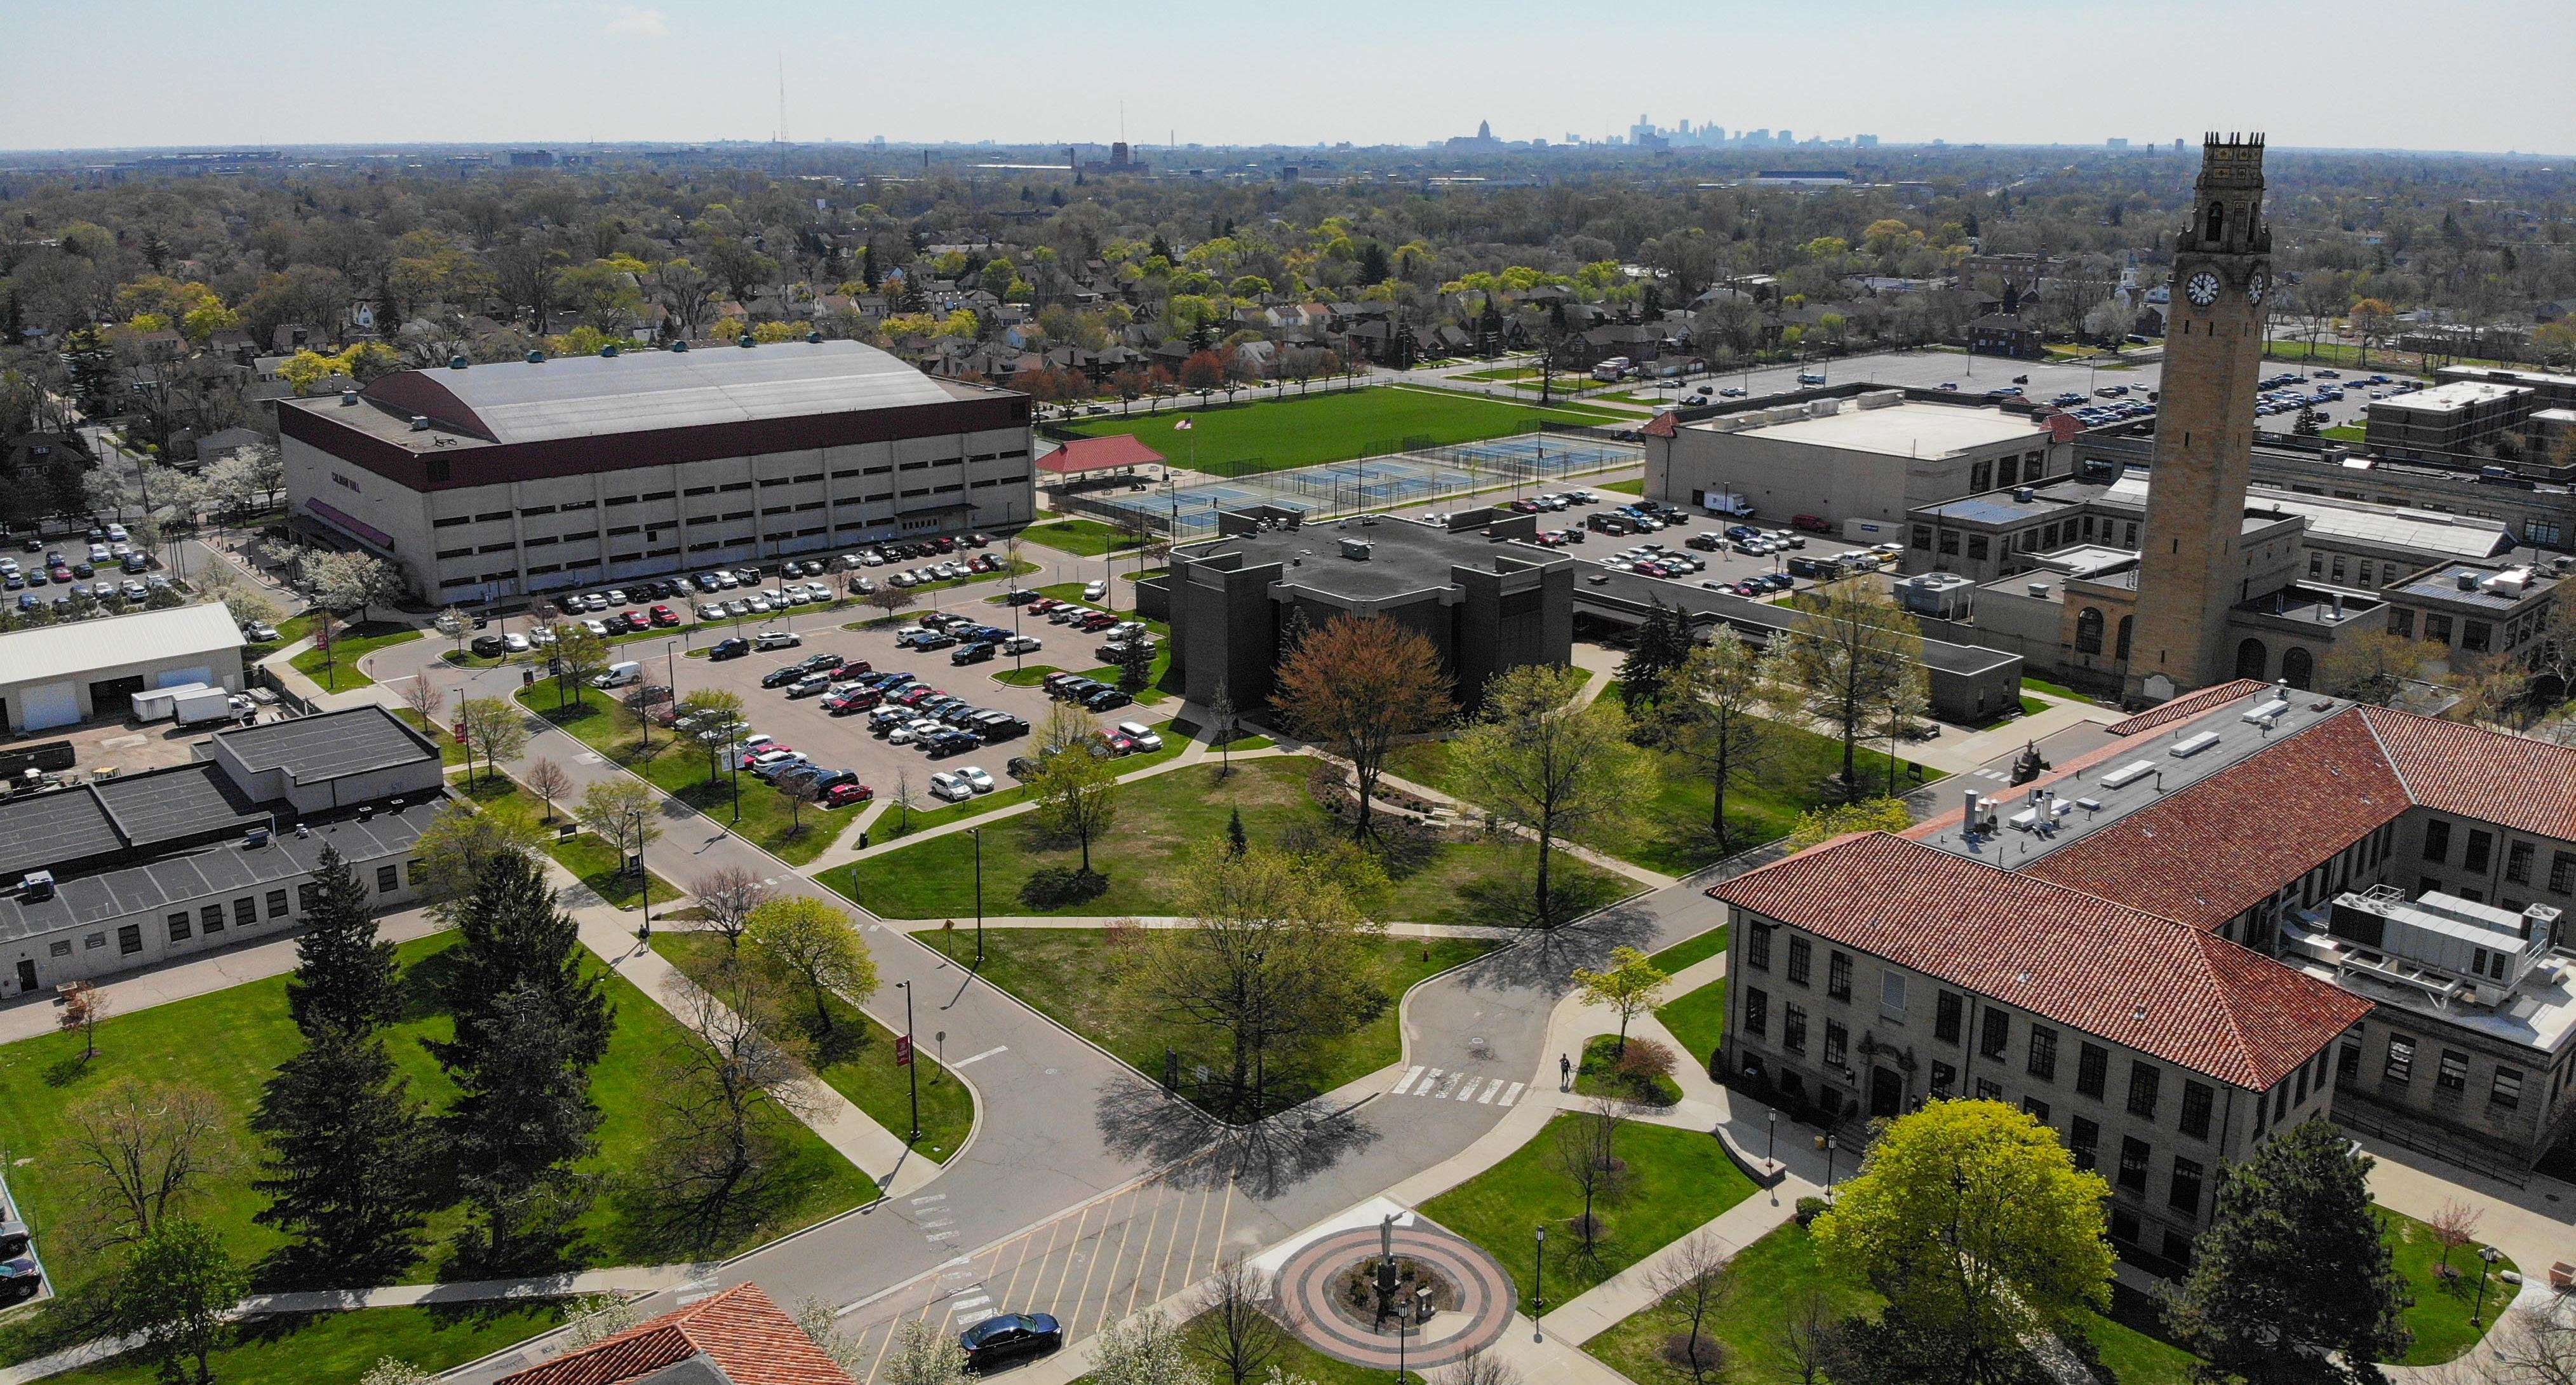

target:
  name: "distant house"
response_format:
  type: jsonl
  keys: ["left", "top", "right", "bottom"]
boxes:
{"left": 1969, "top": 312, "right": 2045, "bottom": 360}
{"left": 194, "top": 426, "right": 270, "bottom": 469}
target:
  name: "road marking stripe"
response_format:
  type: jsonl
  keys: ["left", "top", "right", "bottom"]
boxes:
{"left": 911, "top": 1192, "right": 948, "bottom": 1204}
{"left": 919, "top": 1217, "right": 955, "bottom": 1229}
{"left": 1121, "top": 1182, "right": 1176, "bottom": 1321}
{"left": 952, "top": 1044, "right": 1009, "bottom": 1068}
{"left": 1210, "top": 1174, "right": 1237, "bottom": 1278}
{"left": 1499, "top": 1082, "right": 1525, "bottom": 1107}
{"left": 948, "top": 1295, "right": 991, "bottom": 1316}
{"left": 1476, "top": 1078, "right": 1503, "bottom": 1104}
{"left": 1390, "top": 1065, "right": 1426, "bottom": 1095}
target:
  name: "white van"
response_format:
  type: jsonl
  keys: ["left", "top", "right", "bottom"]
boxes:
{"left": 592, "top": 661, "right": 643, "bottom": 689}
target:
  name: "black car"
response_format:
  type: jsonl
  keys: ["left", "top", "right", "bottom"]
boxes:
{"left": 796, "top": 651, "right": 844, "bottom": 672}
{"left": 471, "top": 634, "right": 506, "bottom": 658}
{"left": 709, "top": 637, "right": 751, "bottom": 660}
{"left": 1083, "top": 688, "right": 1134, "bottom": 712}
{"left": 960, "top": 1313, "right": 1062, "bottom": 1368}
{"left": 0, "top": 1256, "right": 41, "bottom": 1302}
{"left": 914, "top": 632, "right": 957, "bottom": 651}
{"left": 925, "top": 730, "right": 981, "bottom": 759}
{"left": 1005, "top": 755, "right": 1037, "bottom": 780}
{"left": 951, "top": 642, "right": 995, "bottom": 665}
{"left": 761, "top": 666, "right": 805, "bottom": 689}
{"left": 1002, "top": 589, "right": 1038, "bottom": 605}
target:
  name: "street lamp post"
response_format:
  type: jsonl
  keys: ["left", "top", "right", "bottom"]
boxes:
{"left": 1824, "top": 1132, "right": 1839, "bottom": 1199}
{"left": 969, "top": 827, "right": 984, "bottom": 966}
{"left": 1766, "top": 1109, "right": 1778, "bottom": 1171}
{"left": 1532, "top": 1226, "right": 1546, "bottom": 1342}
{"left": 2472, "top": 1244, "right": 2504, "bottom": 1326}
{"left": 897, "top": 980, "right": 920, "bottom": 1143}
{"left": 629, "top": 809, "right": 650, "bottom": 936}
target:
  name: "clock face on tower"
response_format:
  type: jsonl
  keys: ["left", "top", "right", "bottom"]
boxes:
{"left": 2247, "top": 270, "right": 2268, "bottom": 305}
{"left": 2185, "top": 272, "right": 2221, "bottom": 308}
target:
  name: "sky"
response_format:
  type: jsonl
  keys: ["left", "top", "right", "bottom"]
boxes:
{"left": 4, "top": 0, "right": 2571, "bottom": 156}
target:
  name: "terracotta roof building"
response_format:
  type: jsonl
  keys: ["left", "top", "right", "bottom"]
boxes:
{"left": 495, "top": 1283, "right": 852, "bottom": 1385}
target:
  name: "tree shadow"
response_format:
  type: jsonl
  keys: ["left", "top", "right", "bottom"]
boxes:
{"left": 1093, "top": 1073, "right": 1385, "bottom": 1200}
{"left": 1448, "top": 897, "right": 1662, "bottom": 996}
{"left": 40, "top": 1054, "right": 99, "bottom": 1088}
{"left": 396, "top": 946, "right": 466, "bottom": 1024}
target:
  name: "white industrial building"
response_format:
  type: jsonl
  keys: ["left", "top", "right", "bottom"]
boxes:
{"left": 0, "top": 603, "right": 247, "bottom": 734}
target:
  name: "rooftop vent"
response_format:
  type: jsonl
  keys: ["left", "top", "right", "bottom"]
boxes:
{"left": 1338, "top": 537, "right": 1374, "bottom": 561}
{"left": 356, "top": 805, "right": 372, "bottom": 823}
{"left": 448, "top": 355, "right": 469, "bottom": 370}
{"left": 19, "top": 870, "right": 54, "bottom": 903}
{"left": 408, "top": 416, "right": 431, "bottom": 432}
{"left": 340, "top": 389, "right": 360, "bottom": 406}
{"left": 2027, "top": 581, "right": 2051, "bottom": 598}
{"left": 2013, "top": 487, "right": 2036, "bottom": 503}
{"left": 294, "top": 823, "right": 309, "bottom": 838}
{"left": 2458, "top": 571, "right": 2481, "bottom": 591}
{"left": 244, "top": 827, "right": 270, "bottom": 848}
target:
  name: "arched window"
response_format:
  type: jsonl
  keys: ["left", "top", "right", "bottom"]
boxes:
{"left": 2207, "top": 200, "right": 2227, "bottom": 243}
{"left": 2235, "top": 637, "right": 2269, "bottom": 680}
{"left": 2114, "top": 614, "right": 2135, "bottom": 661}
{"left": 2075, "top": 607, "right": 2105, "bottom": 655}
{"left": 2283, "top": 645, "right": 2315, "bottom": 691}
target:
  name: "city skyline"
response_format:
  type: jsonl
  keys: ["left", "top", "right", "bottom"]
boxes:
{"left": 4, "top": 0, "right": 2570, "bottom": 157}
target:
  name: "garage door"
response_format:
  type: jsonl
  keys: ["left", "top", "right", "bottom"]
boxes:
{"left": 18, "top": 682, "right": 79, "bottom": 732}
{"left": 156, "top": 668, "right": 213, "bottom": 691}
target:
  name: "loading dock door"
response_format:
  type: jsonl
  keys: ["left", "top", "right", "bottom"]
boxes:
{"left": 17, "top": 682, "right": 78, "bottom": 731}
{"left": 89, "top": 675, "right": 146, "bottom": 711}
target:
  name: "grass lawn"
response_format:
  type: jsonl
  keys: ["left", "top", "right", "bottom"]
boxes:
{"left": 1583, "top": 1220, "right": 2197, "bottom": 1385}
{"left": 827, "top": 756, "right": 1628, "bottom": 924}
{"left": 514, "top": 683, "right": 852, "bottom": 866}
{"left": 1574, "top": 1034, "right": 1680, "bottom": 1106}
{"left": 0, "top": 934, "right": 871, "bottom": 1365}
{"left": 1017, "top": 519, "right": 1147, "bottom": 557}
{"left": 1647, "top": 926, "right": 1727, "bottom": 974}
{"left": 242, "top": 611, "right": 321, "bottom": 663}
{"left": 872, "top": 740, "right": 1186, "bottom": 842}
{"left": 650, "top": 932, "right": 974, "bottom": 1161}
{"left": 289, "top": 620, "right": 422, "bottom": 691}
{"left": 2324, "top": 423, "right": 2368, "bottom": 443}
{"left": 57, "top": 1302, "right": 570, "bottom": 1385}
{"left": 2023, "top": 676, "right": 2110, "bottom": 706}
{"left": 1653, "top": 979, "right": 1726, "bottom": 1074}
{"left": 1062, "top": 387, "right": 1615, "bottom": 478}
{"left": 456, "top": 775, "right": 682, "bottom": 910}
{"left": 1388, "top": 723, "right": 1939, "bottom": 877}
{"left": 1421, "top": 1115, "right": 1757, "bottom": 1305}
{"left": 1599, "top": 478, "right": 1646, "bottom": 494}
{"left": 2380, "top": 1205, "right": 2519, "bottom": 1365}
{"left": 393, "top": 707, "right": 471, "bottom": 766}
{"left": 965, "top": 927, "right": 1494, "bottom": 1119}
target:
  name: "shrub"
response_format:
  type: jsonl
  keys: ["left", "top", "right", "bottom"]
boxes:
{"left": 1795, "top": 1196, "right": 1830, "bottom": 1228}
{"left": 1019, "top": 865, "right": 1109, "bottom": 908}
{"left": 1618, "top": 1037, "right": 1677, "bottom": 1086}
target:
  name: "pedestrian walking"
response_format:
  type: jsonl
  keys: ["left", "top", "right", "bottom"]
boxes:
{"left": 1559, "top": 1053, "right": 1573, "bottom": 1091}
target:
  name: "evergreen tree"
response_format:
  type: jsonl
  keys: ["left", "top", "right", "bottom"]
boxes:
{"left": 62, "top": 325, "right": 117, "bottom": 417}
{"left": 1149, "top": 233, "right": 1175, "bottom": 263}
{"left": 442, "top": 983, "right": 602, "bottom": 1271}
{"left": 252, "top": 1031, "right": 427, "bottom": 1281}
{"left": 1619, "top": 600, "right": 1697, "bottom": 712}
{"left": 861, "top": 241, "right": 878, "bottom": 290}
{"left": 1357, "top": 241, "right": 1392, "bottom": 285}
{"left": 286, "top": 844, "right": 401, "bottom": 1039}
{"left": 428, "top": 850, "right": 610, "bottom": 1078}
{"left": 2161, "top": 1114, "right": 2412, "bottom": 1383}
{"left": 1225, "top": 807, "right": 1249, "bottom": 858}
{"left": 2293, "top": 404, "right": 2323, "bottom": 437}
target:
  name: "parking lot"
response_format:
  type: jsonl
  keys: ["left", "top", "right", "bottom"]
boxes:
{"left": 1468, "top": 494, "right": 1892, "bottom": 605}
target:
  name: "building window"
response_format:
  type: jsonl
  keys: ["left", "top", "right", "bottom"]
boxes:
{"left": 267, "top": 889, "right": 290, "bottom": 918}
{"left": 1977, "top": 1078, "right": 2002, "bottom": 1101}
{"left": 2170, "top": 1157, "right": 2206, "bottom": 1216}
{"left": 298, "top": 882, "right": 320, "bottom": 912}
{"left": 1881, "top": 971, "right": 1907, "bottom": 1018}
{"left": 1980, "top": 1008, "right": 2009, "bottom": 1060}
{"left": 2126, "top": 1062, "right": 2161, "bottom": 1119}
{"left": 2309, "top": 551, "right": 2324, "bottom": 577}
{"left": 233, "top": 898, "right": 255, "bottom": 928}
{"left": 2393, "top": 608, "right": 2415, "bottom": 638}
{"left": 1912, "top": 525, "right": 1933, "bottom": 551}
{"left": 2027, "top": 1024, "right": 2058, "bottom": 1081}
{"left": 1827, "top": 951, "right": 1851, "bottom": 1001}
{"left": 1744, "top": 988, "right": 1769, "bottom": 1038}
{"left": 2077, "top": 1043, "right": 2108, "bottom": 1098}
{"left": 2022, "top": 1096, "right": 2051, "bottom": 1125}
{"left": 1787, "top": 935, "right": 1812, "bottom": 986}
{"left": 2338, "top": 1039, "right": 2361, "bottom": 1082}
{"left": 2508, "top": 841, "right": 2534, "bottom": 885}
{"left": 377, "top": 865, "right": 399, "bottom": 893}
{"left": 166, "top": 912, "right": 191, "bottom": 942}
{"left": 201, "top": 905, "right": 224, "bottom": 934}
{"left": 2423, "top": 819, "right": 2452, "bottom": 863}
{"left": 2070, "top": 1116, "right": 2100, "bottom": 1171}
{"left": 2492, "top": 1066, "right": 2524, "bottom": 1109}
{"left": 1939, "top": 530, "right": 1960, "bottom": 556}
{"left": 2465, "top": 830, "right": 2493, "bottom": 874}
{"left": 2181, "top": 1081, "right": 2214, "bottom": 1139}
{"left": 1824, "top": 1021, "right": 1848, "bottom": 1069}
{"left": 2552, "top": 851, "right": 2576, "bottom": 895}
{"left": 2384, "top": 1034, "right": 2415, "bottom": 1083}
{"left": 118, "top": 925, "right": 142, "bottom": 955}
{"left": 1783, "top": 1005, "right": 1808, "bottom": 1055}
{"left": 2436, "top": 1050, "right": 2469, "bottom": 1092}
{"left": 1936, "top": 991, "right": 1963, "bottom": 1043}
{"left": 2425, "top": 613, "right": 2453, "bottom": 644}
{"left": 2117, "top": 1137, "right": 2151, "bottom": 1193}
{"left": 1747, "top": 923, "right": 1772, "bottom": 971}
{"left": 1931, "top": 1061, "right": 1956, "bottom": 1097}
{"left": 2464, "top": 620, "right": 2493, "bottom": 653}
{"left": 1967, "top": 534, "right": 1990, "bottom": 560}
{"left": 1971, "top": 461, "right": 1992, "bottom": 492}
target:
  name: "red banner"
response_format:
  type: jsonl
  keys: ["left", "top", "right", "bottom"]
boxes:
{"left": 894, "top": 1034, "right": 914, "bottom": 1067}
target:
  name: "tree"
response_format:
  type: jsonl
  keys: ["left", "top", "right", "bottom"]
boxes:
{"left": 359, "top": 1359, "right": 434, "bottom": 1385}
{"left": 2426, "top": 1198, "right": 2481, "bottom": 1279}
{"left": 553, "top": 624, "right": 612, "bottom": 714}
{"left": 1271, "top": 613, "right": 1451, "bottom": 841}
{"left": 1125, "top": 845, "right": 1388, "bottom": 1120}
{"left": 692, "top": 866, "right": 770, "bottom": 953}
{"left": 1655, "top": 627, "right": 1794, "bottom": 848}
{"left": 1811, "top": 1100, "right": 2113, "bottom": 1383}
{"left": 2485, "top": 1301, "right": 2576, "bottom": 1385}
{"left": 1777, "top": 578, "right": 1926, "bottom": 798}
{"left": 864, "top": 583, "right": 918, "bottom": 622}
{"left": 744, "top": 895, "right": 878, "bottom": 1037}
{"left": 66, "top": 1080, "right": 233, "bottom": 1248}
{"left": 457, "top": 696, "right": 528, "bottom": 788}
{"left": 398, "top": 675, "right": 448, "bottom": 731}
{"left": 1028, "top": 703, "right": 1122, "bottom": 875}
{"left": 646, "top": 965, "right": 816, "bottom": 1245}
{"left": 250, "top": 1030, "right": 428, "bottom": 1280}
{"left": 882, "top": 1319, "right": 972, "bottom": 1385}
{"left": 2319, "top": 630, "right": 2425, "bottom": 707}
{"left": 409, "top": 799, "right": 547, "bottom": 915}
{"left": 1186, "top": 1256, "right": 1285, "bottom": 1385}
{"left": 1115, "top": 634, "right": 1156, "bottom": 692}
{"left": 1571, "top": 947, "right": 1670, "bottom": 1055}
{"left": 576, "top": 777, "right": 661, "bottom": 878}
{"left": 2161, "top": 1114, "right": 2412, "bottom": 1384}
{"left": 1784, "top": 797, "right": 1914, "bottom": 851}
{"left": 1551, "top": 1098, "right": 1630, "bottom": 1249}
{"left": 109, "top": 1218, "right": 245, "bottom": 1385}
{"left": 1092, "top": 1307, "right": 1204, "bottom": 1385}
{"left": 1449, "top": 665, "right": 1648, "bottom": 929}
{"left": 792, "top": 1295, "right": 869, "bottom": 1375}
{"left": 439, "top": 982, "right": 603, "bottom": 1271}
{"left": 1647, "top": 1231, "right": 1736, "bottom": 1385}
{"left": 1619, "top": 600, "right": 1697, "bottom": 712}
{"left": 1225, "top": 807, "right": 1249, "bottom": 858}
{"left": 1769, "top": 1287, "right": 1842, "bottom": 1385}
{"left": 58, "top": 978, "right": 107, "bottom": 1061}
{"left": 561, "top": 1292, "right": 645, "bottom": 1348}
{"left": 1439, "top": 1349, "right": 1519, "bottom": 1385}
{"left": 1208, "top": 679, "right": 1239, "bottom": 779}
{"left": 305, "top": 550, "right": 406, "bottom": 623}
{"left": 285, "top": 843, "right": 399, "bottom": 1039}
{"left": 524, "top": 759, "right": 574, "bottom": 822}
{"left": 432, "top": 848, "right": 613, "bottom": 1078}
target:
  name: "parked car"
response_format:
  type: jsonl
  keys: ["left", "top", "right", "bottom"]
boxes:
{"left": 0, "top": 1256, "right": 42, "bottom": 1303}
{"left": 928, "top": 771, "right": 974, "bottom": 802}
{"left": 824, "top": 782, "right": 876, "bottom": 808}
{"left": 1083, "top": 688, "right": 1134, "bottom": 712}
{"left": 709, "top": 638, "right": 751, "bottom": 660}
{"left": 1117, "top": 720, "right": 1164, "bottom": 752}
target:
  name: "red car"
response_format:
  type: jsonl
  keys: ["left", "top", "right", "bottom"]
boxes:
{"left": 649, "top": 604, "right": 681, "bottom": 626}
{"left": 824, "top": 782, "right": 876, "bottom": 808}
{"left": 1078, "top": 612, "right": 1117, "bottom": 632}
{"left": 1097, "top": 729, "right": 1136, "bottom": 756}
{"left": 896, "top": 686, "right": 936, "bottom": 706}
{"left": 822, "top": 689, "right": 880, "bottom": 715}
{"left": 1028, "top": 598, "right": 1061, "bottom": 614}
{"left": 620, "top": 610, "right": 650, "bottom": 631}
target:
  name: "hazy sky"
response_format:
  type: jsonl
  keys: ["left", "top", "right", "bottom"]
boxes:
{"left": 6, "top": 0, "right": 2570, "bottom": 155}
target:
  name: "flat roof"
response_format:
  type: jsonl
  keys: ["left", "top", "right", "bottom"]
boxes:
{"left": 2373, "top": 380, "right": 2527, "bottom": 416}
{"left": 0, "top": 602, "right": 243, "bottom": 691}
{"left": 2279, "top": 914, "right": 2576, "bottom": 1056}
{"left": 1692, "top": 398, "right": 2046, "bottom": 458}
{"left": 1573, "top": 564, "right": 2020, "bottom": 677}
{"left": 0, "top": 760, "right": 272, "bottom": 885}
{"left": 2103, "top": 469, "right": 2514, "bottom": 558}
{"left": 2394, "top": 563, "right": 2555, "bottom": 611}
{"left": 1177, "top": 518, "right": 1559, "bottom": 602}
{"left": 212, "top": 705, "right": 438, "bottom": 783}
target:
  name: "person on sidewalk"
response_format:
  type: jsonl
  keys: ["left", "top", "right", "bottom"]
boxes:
{"left": 1560, "top": 1053, "right": 1573, "bottom": 1091}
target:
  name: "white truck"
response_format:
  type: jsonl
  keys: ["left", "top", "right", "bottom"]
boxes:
{"left": 1592, "top": 356, "right": 1632, "bottom": 382}
{"left": 173, "top": 686, "right": 249, "bottom": 726}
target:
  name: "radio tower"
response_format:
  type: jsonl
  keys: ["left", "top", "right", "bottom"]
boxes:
{"left": 774, "top": 55, "right": 788, "bottom": 171}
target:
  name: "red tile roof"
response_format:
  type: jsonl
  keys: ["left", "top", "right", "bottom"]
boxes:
{"left": 2023, "top": 708, "right": 2411, "bottom": 931}
{"left": 2358, "top": 706, "right": 2576, "bottom": 842}
{"left": 1716, "top": 832, "right": 2371, "bottom": 1090}
{"left": 495, "top": 1283, "right": 852, "bottom": 1385}
{"left": 1036, "top": 433, "right": 1166, "bottom": 475}
{"left": 1641, "top": 410, "right": 1680, "bottom": 439}
{"left": 2101, "top": 679, "right": 2274, "bottom": 736}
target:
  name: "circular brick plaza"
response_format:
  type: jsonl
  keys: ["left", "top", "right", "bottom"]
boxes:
{"left": 1273, "top": 1221, "right": 1516, "bottom": 1371}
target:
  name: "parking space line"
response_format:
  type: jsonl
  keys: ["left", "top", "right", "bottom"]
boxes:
{"left": 1118, "top": 1182, "right": 1176, "bottom": 1323}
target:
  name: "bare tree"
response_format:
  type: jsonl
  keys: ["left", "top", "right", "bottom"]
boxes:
{"left": 397, "top": 677, "right": 447, "bottom": 729}
{"left": 1439, "top": 1348, "right": 1521, "bottom": 1385}
{"left": 692, "top": 866, "right": 770, "bottom": 954}
{"left": 1768, "top": 1287, "right": 1841, "bottom": 1385}
{"left": 58, "top": 978, "right": 109, "bottom": 1061}
{"left": 646, "top": 966, "right": 817, "bottom": 1246}
{"left": 1647, "top": 1231, "right": 1736, "bottom": 1385}
{"left": 1207, "top": 678, "right": 1240, "bottom": 780}
{"left": 522, "top": 759, "right": 572, "bottom": 823}
{"left": 577, "top": 778, "right": 661, "bottom": 877}
{"left": 1550, "top": 1097, "right": 1630, "bottom": 1250}
{"left": 1451, "top": 665, "right": 1647, "bottom": 929}
{"left": 66, "top": 1080, "right": 236, "bottom": 1248}
{"left": 1186, "top": 1255, "right": 1286, "bottom": 1385}
{"left": 2427, "top": 1198, "right": 2482, "bottom": 1278}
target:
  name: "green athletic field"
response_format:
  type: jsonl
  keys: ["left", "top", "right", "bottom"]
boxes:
{"left": 1061, "top": 387, "right": 1618, "bottom": 477}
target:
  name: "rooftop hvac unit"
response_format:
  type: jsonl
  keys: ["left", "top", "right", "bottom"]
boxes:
{"left": 19, "top": 871, "right": 53, "bottom": 902}
{"left": 2171, "top": 731, "right": 2222, "bottom": 757}
{"left": 339, "top": 390, "right": 360, "bottom": 406}
{"left": 2099, "top": 759, "right": 2158, "bottom": 790}
{"left": 2459, "top": 571, "right": 2481, "bottom": 591}
{"left": 1338, "top": 537, "right": 1374, "bottom": 561}
{"left": 2013, "top": 487, "right": 2036, "bottom": 503}
{"left": 408, "top": 416, "right": 431, "bottom": 431}
{"left": 2027, "top": 581, "right": 2051, "bottom": 597}
{"left": 2241, "top": 697, "right": 2290, "bottom": 724}
{"left": 1808, "top": 398, "right": 1842, "bottom": 417}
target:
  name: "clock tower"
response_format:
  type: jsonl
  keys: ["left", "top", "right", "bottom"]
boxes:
{"left": 2123, "top": 133, "right": 2273, "bottom": 703}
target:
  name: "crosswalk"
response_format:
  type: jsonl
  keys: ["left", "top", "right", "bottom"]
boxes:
{"left": 1969, "top": 767, "right": 2014, "bottom": 782}
{"left": 1388, "top": 1065, "right": 1524, "bottom": 1107}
